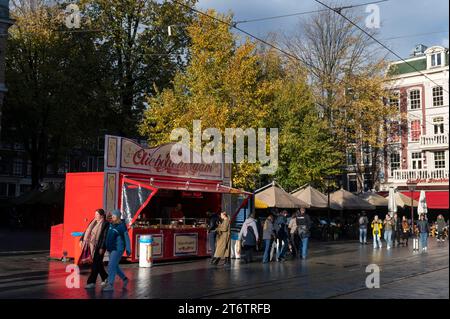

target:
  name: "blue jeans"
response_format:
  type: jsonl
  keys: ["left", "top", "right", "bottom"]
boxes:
{"left": 208, "top": 231, "right": 216, "bottom": 256}
{"left": 419, "top": 232, "right": 428, "bottom": 249}
{"left": 359, "top": 228, "right": 367, "bottom": 243}
{"left": 262, "top": 239, "right": 271, "bottom": 263}
{"left": 299, "top": 237, "right": 309, "bottom": 258}
{"left": 277, "top": 237, "right": 289, "bottom": 259}
{"left": 384, "top": 230, "right": 393, "bottom": 248}
{"left": 107, "top": 250, "right": 126, "bottom": 286}
{"left": 373, "top": 234, "right": 382, "bottom": 248}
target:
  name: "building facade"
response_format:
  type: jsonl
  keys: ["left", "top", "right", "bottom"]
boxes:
{"left": 380, "top": 45, "right": 449, "bottom": 207}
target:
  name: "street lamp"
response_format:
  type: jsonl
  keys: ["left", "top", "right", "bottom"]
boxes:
{"left": 325, "top": 175, "right": 335, "bottom": 223}
{"left": 406, "top": 180, "right": 418, "bottom": 235}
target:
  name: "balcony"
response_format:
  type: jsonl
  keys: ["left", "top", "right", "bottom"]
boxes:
{"left": 392, "top": 168, "right": 449, "bottom": 183}
{"left": 420, "top": 134, "right": 448, "bottom": 150}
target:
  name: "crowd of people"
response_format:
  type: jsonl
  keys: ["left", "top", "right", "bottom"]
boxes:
{"left": 358, "top": 212, "right": 448, "bottom": 251}
{"left": 78, "top": 207, "right": 448, "bottom": 291}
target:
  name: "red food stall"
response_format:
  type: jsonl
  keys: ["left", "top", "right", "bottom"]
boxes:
{"left": 50, "top": 135, "right": 252, "bottom": 262}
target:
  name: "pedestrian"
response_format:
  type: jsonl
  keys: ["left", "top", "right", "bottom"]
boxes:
{"left": 211, "top": 212, "right": 231, "bottom": 266}
{"left": 102, "top": 209, "right": 131, "bottom": 292}
{"left": 80, "top": 208, "right": 109, "bottom": 289}
{"left": 436, "top": 214, "right": 447, "bottom": 242}
{"left": 238, "top": 213, "right": 259, "bottom": 263}
{"left": 274, "top": 210, "right": 289, "bottom": 261}
{"left": 371, "top": 215, "right": 383, "bottom": 249}
{"left": 383, "top": 214, "right": 394, "bottom": 249}
{"left": 417, "top": 213, "right": 430, "bottom": 252}
{"left": 358, "top": 211, "right": 369, "bottom": 245}
{"left": 401, "top": 215, "right": 410, "bottom": 246}
{"left": 296, "top": 208, "right": 312, "bottom": 259}
{"left": 262, "top": 214, "right": 275, "bottom": 263}
{"left": 288, "top": 211, "right": 299, "bottom": 258}
{"left": 392, "top": 213, "right": 402, "bottom": 247}
{"left": 207, "top": 210, "right": 220, "bottom": 262}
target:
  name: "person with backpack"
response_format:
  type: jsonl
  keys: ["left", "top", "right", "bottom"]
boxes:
{"left": 371, "top": 215, "right": 383, "bottom": 249}
{"left": 102, "top": 209, "right": 131, "bottom": 292}
{"left": 417, "top": 213, "right": 430, "bottom": 252}
{"left": 274, "top": 210, "right": 289, "bottom": 262}
{"left": 296, "top": 208, "right": 312, "bottom": 259}
{"left": 358, "top": 212, "right": 369, "bottom": 245}
{"left": 238, "top": 213, "right": 259, "bottom": 263}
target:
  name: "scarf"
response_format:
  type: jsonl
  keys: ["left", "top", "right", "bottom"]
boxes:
{"left": 82, "top": 219, "right": 105, "bottom": 255}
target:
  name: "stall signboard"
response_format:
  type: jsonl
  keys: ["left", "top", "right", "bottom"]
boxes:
{"left": 174, "top": 233, "right": 198, "bottom": 256}
{"left": 103, "top": 135, "right": 231, "bottom": 213}
{"left": 135, "top": 234, "right": 163, "bottom": 259}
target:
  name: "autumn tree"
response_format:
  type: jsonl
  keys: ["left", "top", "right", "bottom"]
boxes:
{"left": 140, "top": 10, "right": 276, "bottom": 190}
{"left": 284, "top": 7, "right": 394, "bottom": 192}
{"left": 79, "top": 0, "right": 197, "bottom": 136}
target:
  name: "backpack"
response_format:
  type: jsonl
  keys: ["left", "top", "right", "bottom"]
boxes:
{"left": 242, "top": 225, "right": 256, "bottom": 246}
{"left": 359, "top": 216, "right": 367, "bottom": 228}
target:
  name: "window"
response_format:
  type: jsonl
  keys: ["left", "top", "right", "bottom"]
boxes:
{"left": 434, "top": 151, "right": 446, "bottom": 169}
{"left": 409, "top": 90, "right": 421, "bottom": 109}
{"left": 13, "top": 159, "right": 23, "bottom": 176}
{"left": 432, "top": 86, "right": 444, "bottom": 106}
{"left": 410, "top": 120, "right": 421, "bottom": 141}
{"left": 347, "top": 149, "right": 357, "bottom": 166}
{"left": 0, "top": 183, "right": 7, "bottom": 197}
{"left": 348, "top": 175, "right": 357, "bottom": 193}
{"left": 431, "top": 53, "right": 442, "bottom": 67}
{"left": 8, "top": 184, "right": 16, "bottom": 197}
{"left": 362, "top": 145, "right": 372, "bottom": 165}
{"left": 411, "top": 152, "right": 423, "bottom": 170}
{"left": 388, "top": 121, "right": 401, "bottom": 143}
{"left": 433, "top": 117, "right": 444, "bottom": 135}
{"left": 20, "top": 184, "right": 31, "bottom": 195}
{"left": 390, "top": 152, "right": 400, "bottom": 176}
{"left": 389, "top": 92, "right": 400, "bottom": 110}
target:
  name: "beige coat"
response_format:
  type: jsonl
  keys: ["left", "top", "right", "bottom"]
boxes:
{"left": 214, "top": 217, "right": 231, "bottom": 258}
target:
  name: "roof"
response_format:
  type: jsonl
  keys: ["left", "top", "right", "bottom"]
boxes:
{"left": 255, "top": 183, "right": 309, "bottom": 209}
{"left": 330, "top": 189, "right": 376, "bottom": 210}
{"left": 291, "top": 185, "right": 341, "bottom": 210}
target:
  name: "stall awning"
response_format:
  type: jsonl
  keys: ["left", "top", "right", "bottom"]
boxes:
{"left": 123, "top": 176, "right": 251, "bottom": 195}
{"left": 401, "top": 191, "right": 449, "bottom": 210}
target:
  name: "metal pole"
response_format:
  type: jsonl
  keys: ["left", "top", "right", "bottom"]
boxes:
{"left": 410, "top": 189, "right": 414, "bottom": 236}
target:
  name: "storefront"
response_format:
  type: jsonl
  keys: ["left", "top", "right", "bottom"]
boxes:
{"left": 50, "top": 135, "right": 252, "bottom": 262}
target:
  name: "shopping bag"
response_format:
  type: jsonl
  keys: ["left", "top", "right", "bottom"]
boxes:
{"left": 236, "top": 240, "right": 241, "bottom": 254}
{"left": 269, "top": 241, "right": 277, "bottom": 261}
{"left": 78, "top": 243, "right": 93, "bottom": 265}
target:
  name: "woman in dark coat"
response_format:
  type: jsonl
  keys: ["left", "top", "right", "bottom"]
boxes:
{"left": 80, "top": 209, "right": 109, "bottom": 289}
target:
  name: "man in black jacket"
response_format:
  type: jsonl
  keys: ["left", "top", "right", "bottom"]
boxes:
{"left": 296, "top": 208, "right": 312, "bottom": 259}
{"left": 208, "top": 210, "right": 220, "bottom": 261}
{"left": 417, "top": 214, "right": 430, "bottom": 251}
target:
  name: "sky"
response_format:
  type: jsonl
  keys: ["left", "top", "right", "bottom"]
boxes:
{"left": 197, "top": 0, "right": 449, "bottom": 61}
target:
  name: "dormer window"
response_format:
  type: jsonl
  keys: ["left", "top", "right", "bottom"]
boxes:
{"left": 431, "top": 52, "right": 442, "bottom": 67}
{"left": 425, "top": 46, "right": 446, "bottom": 69}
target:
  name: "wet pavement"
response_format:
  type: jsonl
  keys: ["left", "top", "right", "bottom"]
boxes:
{"left": 0, "top": 239, "right": 448, "bottom": 299}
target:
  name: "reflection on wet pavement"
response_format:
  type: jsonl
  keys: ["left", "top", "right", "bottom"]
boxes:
{"left": 0, "top": 240, "right": 447, "bottom": 299}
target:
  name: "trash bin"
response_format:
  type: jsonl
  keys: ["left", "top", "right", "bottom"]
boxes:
{"left": 139, "top": 235, "right": 153, "bottom": 268}
{"left": 71, "top": 232, "right": 84, "bottom": 265}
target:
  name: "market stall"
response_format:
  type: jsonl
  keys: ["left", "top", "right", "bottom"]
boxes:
{"left": 50, "top": 135, "right": 252, "bottom": 262}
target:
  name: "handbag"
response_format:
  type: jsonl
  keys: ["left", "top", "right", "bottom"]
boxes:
{"left": 78, "top": 242, "right": 93, "bottom": 265}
